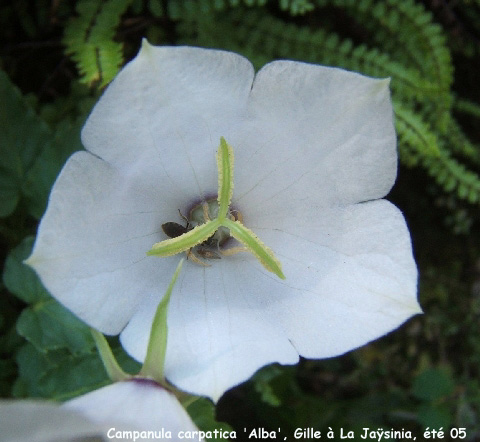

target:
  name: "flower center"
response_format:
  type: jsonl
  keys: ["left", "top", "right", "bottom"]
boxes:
{"left": 148, "top": 137, "right": 285, "bottom": 279}
{"left": 188, "top": 198, "right": 238, "bottom": 248}
{"left": 160, "top": 199, "right": 243, "bottom": 265}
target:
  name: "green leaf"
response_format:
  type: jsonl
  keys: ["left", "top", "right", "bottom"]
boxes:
{"left": 14, "top": 341, "right": 139, "bottom": 400}
{"left": 3, "top": 236, "right": 50, "bottom": 304}
{"left": 253, "top": 364, "right": 283, "bottom": 407}
{"left": 0, "top": 71, "right": 51, "bottom": 217}
{"left": 22, "top": 118, "right": 84, "bottom": 219}
{"left": 187, "top": 397, "right": 233, "bottom": 441}
{"left": 14, "top": 343, "right": 109, "bottom": 400}
{"left": 4, "top": 236, "right": 93, "bottom": 354}
{"left": 13, "top": 343, "right": 58, "bottom": 398}
{"left": 0, "top": 173, "right": 19, "bottom": 217}
{"left": 417, "top": 403, "right": 452, "bottom": 429}
{"left": 412, "top": 367, "right": 455, "bottom": 401}
{"left": 0, "top": 72, "right": 83, "bottom": 219}
{"left": 16, "top": 300, "right": 94, "bottom": 354}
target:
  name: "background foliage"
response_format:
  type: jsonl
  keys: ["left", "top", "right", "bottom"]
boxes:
{"left": 1, "top": 0, "right": 479, "bottom": 440}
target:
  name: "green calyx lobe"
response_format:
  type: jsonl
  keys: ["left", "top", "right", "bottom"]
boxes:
{"left": 91, "top": 259, "right": 185, "bottom": 385}
{"left": 148, "top": 137, "right": 285, "bottom": 280}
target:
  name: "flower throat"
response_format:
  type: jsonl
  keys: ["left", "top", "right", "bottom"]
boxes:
{"left": 147, "top": 137, "right": 286, "bottom": 280}
{"left": 161, "top": 198, "right": 243, "bottom": 266}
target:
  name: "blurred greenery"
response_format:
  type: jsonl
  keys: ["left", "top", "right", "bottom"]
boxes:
{"left": 1, "top": 0, "right": 479, "bottom": 440}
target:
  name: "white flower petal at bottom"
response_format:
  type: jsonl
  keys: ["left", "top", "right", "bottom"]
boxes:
{"left": 65, "top": 380, "right": 199, "bottom": 436}
{"left": 120, "top": 264, "right": 300, "bottom": 401}
{"left": 1, "top": 381, "right": 199, "bottom": 442}
{"left": 0, "top": 400, "right": 105, "bottom": 442}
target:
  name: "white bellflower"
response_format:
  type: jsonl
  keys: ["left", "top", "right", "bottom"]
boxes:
{"left": 27, "top": 41, "right": 421, "bottom": 401}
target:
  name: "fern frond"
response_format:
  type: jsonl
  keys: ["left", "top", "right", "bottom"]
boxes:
{"left": 63, "top": 0, "right": 133, "bottom": 87}
{"left": 443, "top": 114, "right": 480, "bottom": 165}
{"left": 454, "top": 98, "right": 480, "bottom": 119}
{"left": 425, "top": 147, "right": 480, "bottom": 204}
{"left": 394, "top": 102, "right": 440, "bottom": 167}
{"left": 395, "top": 103, "right": 480, "bottom": 203}
{"left": 279, "top": 0, "right": 315, "bottom": 15}
{"left": 166, "top": 0, "right": 266, "bottom": 19}
{"left": 192, "top": 9, "right": 440, "bottom": 102}
{"left": 316, "top": 0, "right": 453, "bottom": 132}
{"left": 167, "top": 0, "right": 208, "bottom": 20}
{"left": 317, "top": 0, "right": 453, "bottom": 92}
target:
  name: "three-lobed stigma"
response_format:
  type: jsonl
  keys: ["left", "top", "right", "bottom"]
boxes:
{"left": 147, "top": 137, "right": 285, "bottom": 280}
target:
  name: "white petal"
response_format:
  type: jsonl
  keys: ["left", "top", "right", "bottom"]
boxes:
{"left": 82, "top": 42, "right": 255, "bottom": 203}
{"left": 121, "top": 199, "right": 419, "bottom": 400}
{"left": 27, "top": 151, "right": 181, "bottom": 334}
{"left": 249, "top": 198, "right": 420, "bottom": 357}
{"left": 120, "top": 259, "right": 299, "bottom": 401}
{"left": 28, "top": 45, "right": 256, "bottom": 334}
{"left": 231, "top": 61, "right": 397, "bottom": 214}
{"left": 0, "top": 400, "right": 104, "bottom": 442}
{"left": 65, "top": 380, "right": 198, "bottom": 434}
